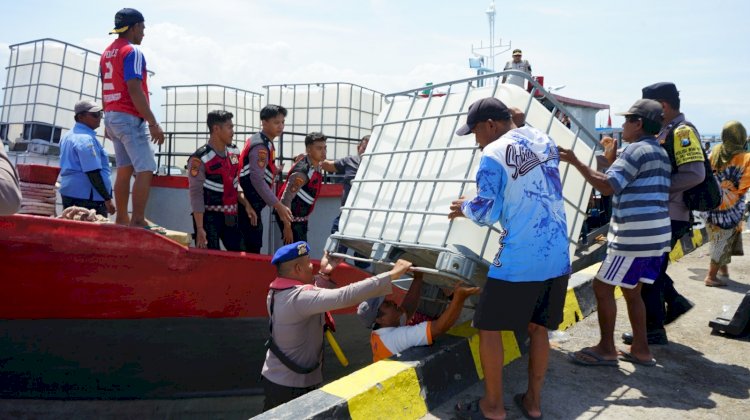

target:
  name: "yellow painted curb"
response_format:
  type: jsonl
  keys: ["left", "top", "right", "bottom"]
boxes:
{"left": 559, "top": 287, "right": 583, "bottom": 331}
{"left": 321, "top": 360, "right": 427, "bottom": 420}
{"left": 669, "top": 239, "right": 684, "bottom": 262}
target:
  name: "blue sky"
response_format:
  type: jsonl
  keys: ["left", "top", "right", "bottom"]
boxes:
{"left": 1, "top": 0, "right": 749, "bottom": 136}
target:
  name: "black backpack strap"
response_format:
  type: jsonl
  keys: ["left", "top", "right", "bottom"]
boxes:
{"left": 266, "top": 289, "right": 321, "bottom": 375}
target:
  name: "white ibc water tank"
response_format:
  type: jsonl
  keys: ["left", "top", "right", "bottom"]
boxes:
{"left": 331, "top": 77, "right": 598, "bottom": 287}
{"left": 1, "top": 39, "right": 103, "bottom": 145}
{"left": 264, "top": 83, "right": 383, "bottom": 161}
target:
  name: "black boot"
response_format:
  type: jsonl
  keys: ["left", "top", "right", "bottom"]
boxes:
{"left": 665, "top": 295, "right": 694, "bottom": 325}
{"left": 621, "top": 328, "right": 668, "bottom": 345}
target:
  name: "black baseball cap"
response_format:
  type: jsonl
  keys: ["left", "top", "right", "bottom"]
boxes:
{"left": 642, "top": 82, "right": 679, "bottom": 103}
{"left": 456, "top": 97, "right": 511, "bottom": 136}
{"left": 109, "top": 8, "right": 145, "bottom": 34}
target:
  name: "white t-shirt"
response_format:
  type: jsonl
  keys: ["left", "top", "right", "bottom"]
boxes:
{"left": 370, "top": 321, "right": 432, "bottom": 362}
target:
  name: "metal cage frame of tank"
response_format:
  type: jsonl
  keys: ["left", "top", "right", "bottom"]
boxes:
{"left": 328, "top": 70, "right": 600, "bottom": 288}
{"left": 0, "top": 38, "right": 104, "bottom": 155}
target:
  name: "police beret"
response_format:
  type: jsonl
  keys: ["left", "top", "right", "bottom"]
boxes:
{"left": 271, "top": 241, "right": 310, "bottom": 265}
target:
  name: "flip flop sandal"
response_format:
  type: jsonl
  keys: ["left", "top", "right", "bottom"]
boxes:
{"left": 514, "top": 393, "right": 543, "bottom": 420}
{"left": 143, "top": 224, "right": 168, "bottom": 235}
{"left": 705, "top": 278, "right": 727, "bottom": 287}
{"left": 568, "top": 348, "right": 618, "bottom": 367}
{"left": 618, "top": 350, "right": 657, "bottom": 367}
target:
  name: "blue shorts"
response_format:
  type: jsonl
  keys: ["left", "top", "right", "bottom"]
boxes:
{"left": 596, "top": 254, "right": 666, "bottom": 289}
{"left": 105, "top": 111, "right": 156, "bottom": 173}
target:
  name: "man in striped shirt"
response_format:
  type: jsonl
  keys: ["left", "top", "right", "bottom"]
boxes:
{"left": 560, "top": 99, "right": 671, "bottom": 368}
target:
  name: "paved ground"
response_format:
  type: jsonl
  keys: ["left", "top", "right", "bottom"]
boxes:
{"left": 423, "top": 232, "right": 750, "bottom": 420}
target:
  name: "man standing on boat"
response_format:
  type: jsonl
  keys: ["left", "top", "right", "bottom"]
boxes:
{"left": 59, "top": 100, "right": 114, "bottom": 217}
{"left": 188, "top": 110, "right": 256, "bottom": 251}
{"left": 275, "top": 132, "right": 327, "bottom": 244}
{"left": 448, "top": 97, "right": 570, "bottom": 420}
{"left": 261, "top": 241, "right": 413, "bottom": 410}
{"left": 239, "top": 105, "right": 293, "bottom": 253}
{"left": 620, "top": 83, "right": 701, "bottom": 346}
{"left": 501, "top": 49, "right": 532, "bottom": 88}
{"left": 100, "top": 8, "right": 165, "bottom": 233}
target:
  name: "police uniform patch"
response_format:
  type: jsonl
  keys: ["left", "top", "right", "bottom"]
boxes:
{"left": 189, "top": 157, "right": 201, "bottom": 177}
{"left": 257, "top": 149, "right": 268, "bottom": 168}
{"left": 230, "top": 154, "right": 239, "bottom": 165}
{"left": 293, "top": 176, "right": 305, "bottom": 189}
{"left": 673, "top": 125, "right": 704, "bottom": 165}
{"left": 297, "top": 243, "right": 307, "bottom": 255}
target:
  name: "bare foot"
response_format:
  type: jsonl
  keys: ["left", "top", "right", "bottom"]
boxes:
{"left": 479, "top": 398, "right": 507, "bottom": 420}
{"left": 705, "top": 277, "right": 727, "bottom": 287}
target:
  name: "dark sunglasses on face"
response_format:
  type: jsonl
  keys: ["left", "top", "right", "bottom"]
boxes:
{"left": 87, "top": 111, "right": 103, "bottom": 118}
{"left": 626, "top": 116, "right": 642, "bottom": 123}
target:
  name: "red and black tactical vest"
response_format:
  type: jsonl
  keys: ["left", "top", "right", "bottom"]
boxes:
{"left": 278, "top": 157, "right": 323, "bottom": 221}
{"left": 239, "top": 132, "right": 278, "bottom": 207}
{"left": 191, "top": 144, "right": 240, "bottom": 214}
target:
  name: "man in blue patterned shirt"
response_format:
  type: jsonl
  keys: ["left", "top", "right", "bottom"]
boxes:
{"left": 450, "top": 97, "right": 570, "bottom": 420}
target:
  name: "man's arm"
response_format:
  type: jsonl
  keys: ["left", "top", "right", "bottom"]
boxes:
{"left": 126, "top": 79, "right": 164, "bottom": 145}
{"left": 245, "top": 146, "right": 292, "bottom": 223}
{"left": 320, "top": 159, "right": 338, "bottom": 173}
{"left": 671, "top": 161, "right": 704, "bottom": 193}
{"left": 558, "top": 146, "right": 614, "bottom": 196}
{"left": 295, "top": 259, "right": 412, "bottom": 316}
{"left": 85, "top": 171, "right": 115, "bottom": 214}
{"left": 237, "top": 192, "right": 257, "bottom": 226}
{"left": 430, "top": 285, "right": 480, "bottom": 337}
{"left": 187, "top": 157, "right": 208, "bottom": 248}
{"left": 449, "top": 156, "right": 506, "bottom": 225}
{"left": 280, "top": 171, "right": 309, "bottom": 208}
{"left": 400, "top": 272, "right": 424, "bottom": 321}
{"left": 0, "top": 146, "right": 21, "bottom": 215}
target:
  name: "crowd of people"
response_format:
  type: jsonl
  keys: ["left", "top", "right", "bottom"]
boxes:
{"left": 4, "top": 7, "right": 750, "bottom": 419}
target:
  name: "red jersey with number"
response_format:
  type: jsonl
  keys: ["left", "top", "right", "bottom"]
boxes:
{"left": 100, "top": 38, "right": 149, "bottom": 117}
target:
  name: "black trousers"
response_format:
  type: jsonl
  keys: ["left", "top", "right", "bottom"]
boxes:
{"left": 641, "top": 219, "right": 691, "bottom": 331}
{"left": 62, "top": 196, "right": 108, "bottom": 217}
{"left": 192, "top": 211, "right": 243, "bottom": 251}
{"left": 261, "top": 376, "right": 319, "bottom": 411}
{"left": 239, "top": 201, "right": 266, "bottom": 253}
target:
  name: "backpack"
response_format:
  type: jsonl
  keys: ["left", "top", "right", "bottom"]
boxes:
{"left": 682, "top": 132, "right": 722, "bottom": 211}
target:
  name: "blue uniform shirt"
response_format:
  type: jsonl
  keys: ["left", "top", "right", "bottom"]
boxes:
{"left": 461, "top": 126, "right": 571, "bottom": 282}
{"left": 59, "top": 122, "right": 112, "bottom": 201}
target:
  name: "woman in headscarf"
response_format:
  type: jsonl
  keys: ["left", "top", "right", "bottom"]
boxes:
{"left": 704, "top": 121, "right": 750, "bottom": 287}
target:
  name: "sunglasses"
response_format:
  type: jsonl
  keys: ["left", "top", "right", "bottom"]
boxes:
{"left": 625, "top": 116, "right": 642, "bottom": 123}
{"left": 87, "top": 111, "right": 104, "bottom": 118}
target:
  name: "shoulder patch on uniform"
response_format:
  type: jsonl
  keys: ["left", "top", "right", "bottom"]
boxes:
{"left": 230, "top": 154, "right": 239, "bottom": 165}
{"left": 257, "top": 149, "right": 268, "bottom": 168}
{"left": 189, "top": 157, "right": 201, "bottom": 177}
{"left": 293, "top": 176, "right": 305, "bottom": 188}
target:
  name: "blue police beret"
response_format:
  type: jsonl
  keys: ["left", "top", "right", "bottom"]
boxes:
{"left": 271, "top": 241, "right": 310, "bottom": 265}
